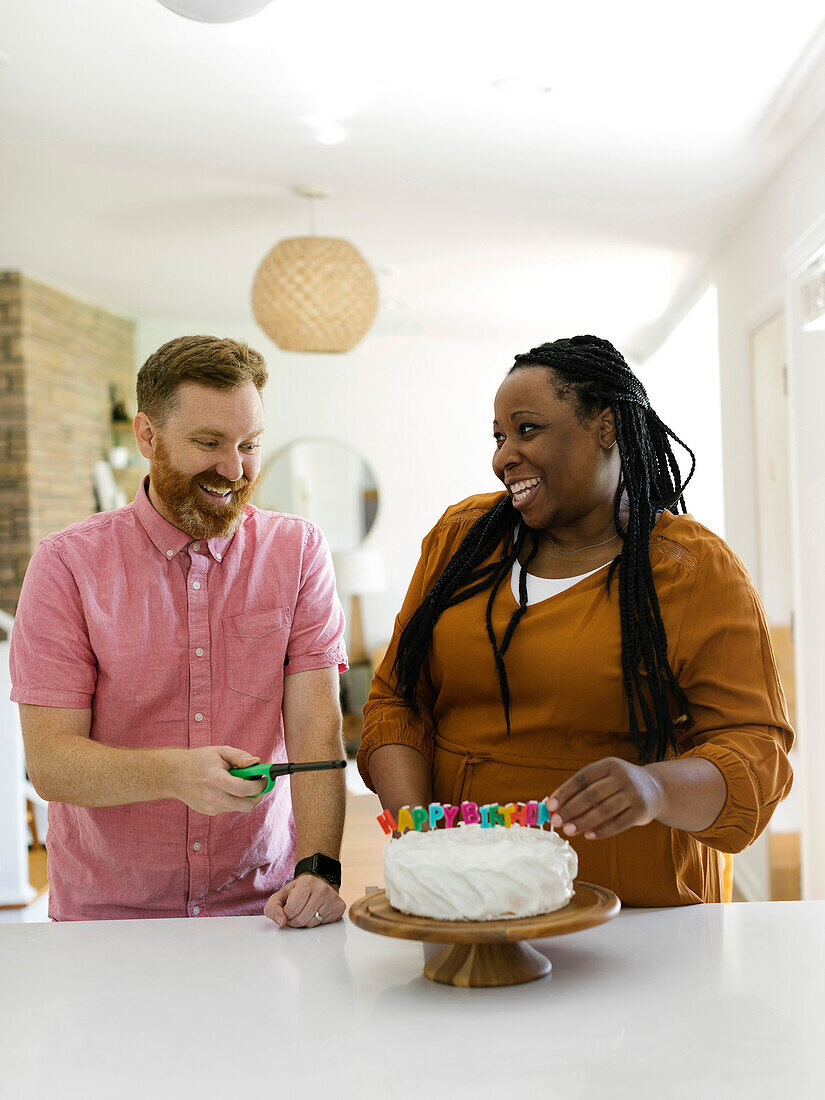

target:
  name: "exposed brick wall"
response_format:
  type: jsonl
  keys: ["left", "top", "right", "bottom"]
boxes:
{"left": 0, "top": 272, "right": 136, "bottom": 616}
{"left": 0, "top": 274, "right": 31, "bottom": 620}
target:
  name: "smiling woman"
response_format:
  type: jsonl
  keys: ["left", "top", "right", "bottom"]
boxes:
{"left": 356, "top": 335, "right": 794, "bottom": 909}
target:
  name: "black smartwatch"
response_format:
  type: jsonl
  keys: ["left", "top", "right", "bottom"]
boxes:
{"left": 294, "top": 853, "right": 342, "bottom": 889}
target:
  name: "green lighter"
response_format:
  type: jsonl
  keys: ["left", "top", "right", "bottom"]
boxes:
{"left": 229, "top": 758, "right": 347, "bottom": 795}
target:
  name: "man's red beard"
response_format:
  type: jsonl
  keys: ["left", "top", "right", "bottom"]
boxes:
{"left": 150, "top": 437, "right": 259, "bottom": 539}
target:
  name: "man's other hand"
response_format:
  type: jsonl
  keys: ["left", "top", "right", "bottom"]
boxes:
{"left": 264, "top": 874, "right": 345, "bottom": 929}
{"left": 169, "top": 745, "right": 267, "bottom": 815}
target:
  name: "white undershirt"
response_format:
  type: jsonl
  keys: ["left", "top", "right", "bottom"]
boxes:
{"left": 510, "top": 558, "right": 606, "bottom": 605}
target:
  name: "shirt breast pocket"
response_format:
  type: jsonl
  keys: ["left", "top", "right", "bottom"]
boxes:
{"left": 223, "top": 607, "right": 292, "bottom": 701}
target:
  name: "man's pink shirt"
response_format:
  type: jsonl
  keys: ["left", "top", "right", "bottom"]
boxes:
{"left": 10, "top": 478, "right": 347, "bottom": 920}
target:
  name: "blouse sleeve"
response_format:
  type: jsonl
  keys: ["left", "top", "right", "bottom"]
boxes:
{"left": 356, "top": 516, "right": 459, "bottom": 791}
{"left": 674, "top": 541, "right": 794, "bottom": 854}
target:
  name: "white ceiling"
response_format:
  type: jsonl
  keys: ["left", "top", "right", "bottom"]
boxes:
{"left": 2, "top": 0, "right": 825, "bottom": 357}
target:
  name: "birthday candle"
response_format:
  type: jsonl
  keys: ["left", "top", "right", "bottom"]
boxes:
{"left": 376, "top": 808, "right": 398, "bottom": 835}
{"left": 461, "top": 801, "right": 480, "bottom": 825}
{"left": 428, "top": 802, "right": 445, "bottom": 829}
{"left": 510, "top": 802, "right": 528, "bottom": 827}
{"left": 443, "top": 804, "right": 460, "bottom": 828}
{"left": 536, "top": 800, "right": 552, "bottom": 827}
{"left": 396, "top": 806, "right": 415, "bottom": 833}
{"left": 479, "top": 804, "right": 494, "bottom": 828}
{"left": 525, "top": 800, "right": 538, "bottom": 826}
{"left": 499, "top": 804, "right": 516, "bottom": 827}
{"left": 412, "top": 806, "right": 429, "bottom": 831}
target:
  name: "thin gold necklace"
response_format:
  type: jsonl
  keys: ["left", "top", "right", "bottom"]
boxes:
{"left": 543, "top": 529, "right": 621, "bottom": 555}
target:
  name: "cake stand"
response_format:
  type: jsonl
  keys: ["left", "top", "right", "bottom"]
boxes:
{"left": 348, "top": 883, "right": 620, "bottom": 988}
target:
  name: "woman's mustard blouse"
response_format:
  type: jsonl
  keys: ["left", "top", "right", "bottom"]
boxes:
{"left": 357, "top": 493, "right": 794, "bottom": 906}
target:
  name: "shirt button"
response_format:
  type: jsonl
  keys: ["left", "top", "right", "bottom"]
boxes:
{"left": 166, "top": 549, "right": 174, "bottom": 558}
{"left": 215, "top": 552, "right": 222, "bottom": 561}
{"left": 192, "top": 542, "right": 200, "bottom": 551}
{"left": 195, "top": 648, "right": 204, "bottom": 657}
{"left": 195, "top": 713, "right": 203, "bottom": 722}
{"left": 193, "top": 581, "right": 201, "bottom": 590}
{"left": 192, "top": 906, "right": 200, "bottom": 915}
{"left": 193, "top": 842, "right": 201, "bottom": 851}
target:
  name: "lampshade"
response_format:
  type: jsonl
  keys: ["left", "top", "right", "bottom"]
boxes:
{"left": 251, "top": 237, "right": 379, "bottom": 353}
{"left": 155, "top": 1, "right": 272, "bottom": 22}
{"left": 332, "top": 549, "right": 386, "bottom": 596}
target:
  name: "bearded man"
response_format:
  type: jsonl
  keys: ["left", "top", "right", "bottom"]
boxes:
{"left": 10, "top": 336, "right": 348, "bottom": 926}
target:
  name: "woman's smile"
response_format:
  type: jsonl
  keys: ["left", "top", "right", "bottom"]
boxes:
{"left": 507, "top": 476, "right": 543, "bottom": 510}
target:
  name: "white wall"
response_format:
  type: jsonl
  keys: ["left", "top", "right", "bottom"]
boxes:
{"left": 652, "top": 110, "right": 825, "bottom": 897}
{"left": 636, "top": 287, "right": 725, "bottom": 537}
{"left": 137, "top": 316, "right": 728, "bottom": 653}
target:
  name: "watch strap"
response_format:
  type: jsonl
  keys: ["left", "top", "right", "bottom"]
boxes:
{"left": 294, "top": 853, "right": 342, "bottom": 888}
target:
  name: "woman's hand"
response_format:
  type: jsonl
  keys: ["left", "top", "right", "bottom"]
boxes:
{"left": 546, "top": 757, "right": 665, "bottom": 840}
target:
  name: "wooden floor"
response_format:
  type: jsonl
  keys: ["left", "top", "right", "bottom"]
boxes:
{"left": 340, "top": 790, "right": 385, "bottom": 908}
{"left": 770, "top": 832, "right": 801, "bottom": 901}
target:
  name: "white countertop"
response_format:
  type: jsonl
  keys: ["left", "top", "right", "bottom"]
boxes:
{"left": 1, "top": 901, "right": 823, "bottom": 1099}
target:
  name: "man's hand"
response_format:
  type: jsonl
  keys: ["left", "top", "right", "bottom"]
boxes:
{"left": 264, "top": 873, "right": 346, "bottom": 929}
{"left": 168, "top": 745, "right": 268, "bottom": 815}
{"left": 546, "top": 757, "right": 665, "bottom": 840}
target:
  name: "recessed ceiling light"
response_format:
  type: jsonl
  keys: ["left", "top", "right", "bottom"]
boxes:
{"left": 314, "top": 123, "right": 348, "bottom": 146}
{"left": 491, "top": 77, "right": 552, "bottom": 96}
{"left": 302, "top": 114, "right": 349, "bottom": 146}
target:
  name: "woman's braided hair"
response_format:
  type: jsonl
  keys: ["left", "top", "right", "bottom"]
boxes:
{"left": 391, "top": 335, "right": 697, "bottom": 764}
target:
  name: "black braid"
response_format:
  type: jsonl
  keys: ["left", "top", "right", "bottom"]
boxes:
{"left": 392, "top": 334, "right": 696, "bottom": 763}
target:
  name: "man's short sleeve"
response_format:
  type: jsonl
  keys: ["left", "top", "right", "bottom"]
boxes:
{"left": 9, "top": 539, "right": 98, "bottom": 708}
{"left": 285, "top": 524, "right": 348, "bottom": 676}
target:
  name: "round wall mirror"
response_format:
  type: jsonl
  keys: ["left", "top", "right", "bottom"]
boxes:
{"left": 254, "top": 438, "right": 379, "bottom": 551}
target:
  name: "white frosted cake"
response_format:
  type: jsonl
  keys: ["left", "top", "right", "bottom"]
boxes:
{"left": 383, "top": 824, "right": 578, "bottom": 921}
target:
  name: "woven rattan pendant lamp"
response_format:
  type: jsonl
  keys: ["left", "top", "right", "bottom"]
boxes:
{"left": 251, "top": 186, "right": 379, "bottom": 353}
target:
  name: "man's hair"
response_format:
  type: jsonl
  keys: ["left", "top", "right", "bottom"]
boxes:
{"left": 390, "top": 335, "right": 697, "bottom": 764}
{"left": 136, "top": 335, "right": 268, "bottom": 426}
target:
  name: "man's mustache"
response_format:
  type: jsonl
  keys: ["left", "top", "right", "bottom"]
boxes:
{"left": 194, "top": 474, "right": 248, "bottom": 492}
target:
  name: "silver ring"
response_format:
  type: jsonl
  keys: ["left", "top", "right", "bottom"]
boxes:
{"left": 314, "top": 910, "right": 323, "bottom": 924}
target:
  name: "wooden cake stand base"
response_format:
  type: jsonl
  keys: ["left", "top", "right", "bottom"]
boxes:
{"left": 349, "top": 883, "right": 620, "bottom": 987}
